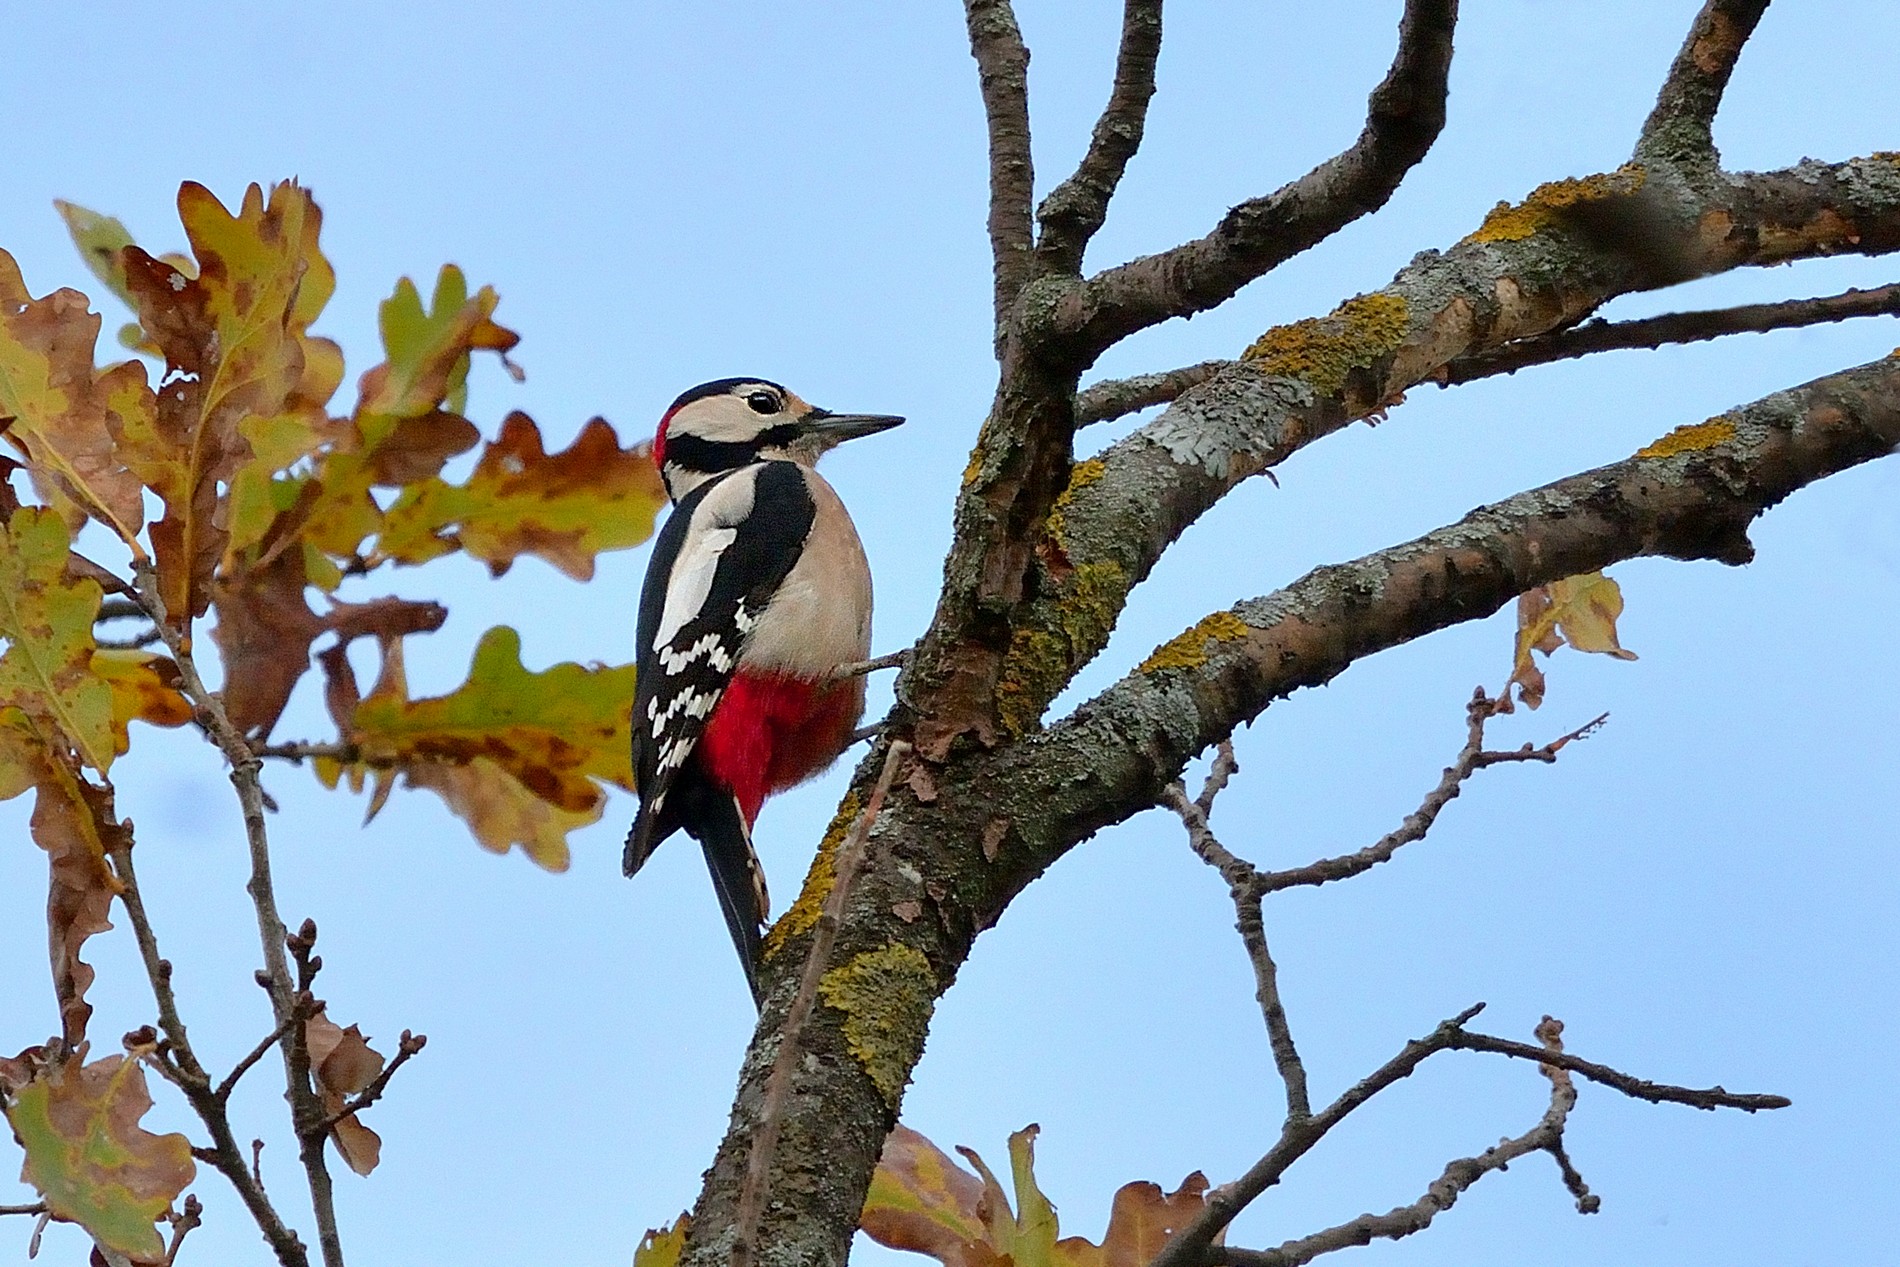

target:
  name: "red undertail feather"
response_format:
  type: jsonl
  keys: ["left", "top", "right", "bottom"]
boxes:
{"left": 698, "top": 671, "right": 866, "bottom": 825}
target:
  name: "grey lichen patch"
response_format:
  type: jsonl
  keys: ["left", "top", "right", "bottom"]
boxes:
{"left": 1145, "top": 369, "right": 1315, "bottom": 476}
{"left": 818, "top": 943, "right": 937, "bottom": 1108}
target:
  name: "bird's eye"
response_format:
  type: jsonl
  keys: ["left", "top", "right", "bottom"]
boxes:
{"left": 745, "top": 391, "right": 780, "bottom": 415}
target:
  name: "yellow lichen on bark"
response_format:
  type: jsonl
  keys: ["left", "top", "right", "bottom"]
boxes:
{"left": 761, "top": 790, "right": 863, "bottom": 959}
{"left": 1463, "top": 164, "right": 1647, "bottom": 244}
{"left": 1139, "top": 611, "right": 1251, "bottom": 674}
{"left": 1242, "top": 293, "right": 1411, "bottom": 396}
{"left": 817, "top": 942, "right": 937, "bottom": 1107}
{"left": 1045, "top": 457, "right": 1106, "bottom": 548}
{"left": 1635, "top": 416, "right": 1736, "bottom": 459}
{"left": 996, "top": 560, "right": 1125, "bottom": 736}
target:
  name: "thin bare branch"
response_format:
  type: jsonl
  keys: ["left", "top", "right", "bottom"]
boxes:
{"left": 1636, "top": 0, "right": 1772, "bottom": 167}
{"left": 1035, "top": 0, "right": 1165, "bottom": 274}
{"left": 1257, "top": 692, "right": 1603, "bottom": 895}
{"left": 1147, "top": 1004, "right": 1488, "bottom": 1267}
{"left": 829, "top": 649, "right": 912, "bottom": 680}
{"left": 1446, "top": 1029, "right": 1789, "bottom": 1112}
{"left": 256, "top": 740, "right": 359, "bottom": 765}
{"left": 316, "top": 1031, "right": 428, "bottom": 1133}
{"left": 1164, "top": 745, "right": 1312, "bottom": 1123}
{"left": 0, "top": 1203, "right": 47, "bottom": 1217}
{"left": 1207, "top": 1018, "right": 1595, "bottom": 1267}
{"left": 133, "top": 561, "right": 342, "bottom": 1267}
{"left": 1051, "top": 0, "right": 1457, "bottom": 360}
{"left": 216, "top": 1011, "right": 302, "bottom": 1103}
{"left": 964, "top": 0, "right": 1036, "bottom": 349}
{"left": 107, "top": 842, "right": 310, "bottom": 1267}
{"left": 731, "top": 741, "right": 911, "bottom": 1267}
{"left": 1076, "top": 360, "right": 1231, "bottom": 426}
{"left": 1441, "top": 283, "right": 1900, "bottom": 386}
{"left": 164, "top": 1194, "right": 205, "bottom": 1266}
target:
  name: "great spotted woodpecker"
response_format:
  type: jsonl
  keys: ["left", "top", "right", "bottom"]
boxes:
{"left": 625, "top": 377, "right": 902, "bottom": 1004}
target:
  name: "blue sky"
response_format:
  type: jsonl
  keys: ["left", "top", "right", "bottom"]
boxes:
{"left": 2, "top": 2, "right": 1897, "bottom": 1264}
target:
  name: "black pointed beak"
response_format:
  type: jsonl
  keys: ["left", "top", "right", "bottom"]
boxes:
{"left": 798, "top": 408, "right": 905, "bottom": 443}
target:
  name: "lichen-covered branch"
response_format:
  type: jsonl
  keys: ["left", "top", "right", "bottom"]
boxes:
{"left": 1076, "top": 360, "right": 1231, "bottom": 426}
{"left": 984, "top": 351, "right": 1900, "bottom": 903}
{"left": 1034, "top": 0, "right": 1165, "bottom": 275}
{"left": 1441, "top": 282, "right": 1900, "bottom": 385}
{"left": 1049, "top": 0, "right": 1457, "bottom": 360}
{"left": 964, "top": 0, "right": 1036, "bottom": 347}
{"left": 1004, "top": 154, "right": 1900, "bottom": 737}
{"left": 1636, "top": 0, "right": 1772, "bottom": 168}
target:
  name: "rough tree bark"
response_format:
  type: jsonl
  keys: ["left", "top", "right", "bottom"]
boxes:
{"left": 676, "top": 3, "right": 1900, "bottom": 1264}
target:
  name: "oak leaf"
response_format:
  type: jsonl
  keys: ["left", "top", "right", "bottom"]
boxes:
{"left": 401, "top": 757, "right": 602, "bottom": 872}
{"left": 355, "top": 265, "right": 518, "bottom": 427}
{"left": 3, "top": 1053, "right": 195, "bottom": 1264}
{"left": 348, "top": 624, "right": 635, "bottom": 815}
{"left": 90, "top": 650, "right": 192, "bottom": 758}
{"left": 116, "top": 182, "right": 323, "bottom": 622}
{"left": 0, "top": 249, "right": 148, "bottom": 546}
{"left": 1509, "top": 570, "right": 1639, "bottom": 709}
{"left": 863, "top": 1125, "right": 1208, "bottom": 1267}
{"left": 375, "top": 412, "right": 666, "bottom": 579}
{"left": 28, "top": 755, "right": 128, "bottom": 1049}
{"left": 0, "top": 507, "right": 115, "bottom": 773}
{"left": 635, "top": 1217, "right": 689, "bottom": 1267}
{"left": 305, "top": 1014, "right": 385, "bottom": 1177}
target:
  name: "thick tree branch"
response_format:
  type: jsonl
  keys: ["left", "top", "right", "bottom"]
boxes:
{"left": 965, "top": 0, "right": 1036, "bottom": 347}
{"left": 1636, "top": 0, "right": 1772, "bottom": 168}
{"left": 984, "top": 351, "right": 1900, "bottom": 904}
{"left": 1441, "top": 283, "right": 1900, "bottom": 386}
{"left": 1050, "top": 0, "right": 1457, "bottom": 360}
{"left": 1034, "top": 0, "right": 1164, "bottom": 275}
{"left": 1005, "top": 155, "right": 1900, "bottom": 737}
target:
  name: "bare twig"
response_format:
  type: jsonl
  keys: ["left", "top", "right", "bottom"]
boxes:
{"left": 1053, "top": 0, "right": 1457, "bottom": 360}
{"left": 1446, "top": 1029, "right": 1789, "bottom": 1112}
{"left": 731, "top": 740, "right": 911, "bottom": 1267}
{"left": 1164, "top": 743, "right": 1311, "bottom": 1122}
{"left": 828, "top": 649, "right": 911, "bottom": 680}
{"left": 95, "top": 597, "right": 147, "bottom": 623}
{"left": 1076, "top": 360, "right": 1232, "bottom": 427}
{"left": 1206, "top": 1018, "right": 1597, "bottom": 1267}
{"left": 217, "top": 1012, "right": 303, "bottom": 1103}
{"left": 1635, "top": 0, "right": 1772, "bottom": 167}
{"left": 316, "top": 1031, "right": 428, "bottom": 1133}
{"left": 164, "top": 1194, "right": 204, "bottom": 1266}
{"left": 96, "top": 628, "right": 164, "bottom": 650}
{"left": 107, "top": 842, "right": 310, "bottom": 1267}
{"left": 964, "top": 0, "right": 1036, "bottom": 348}
{"left": 1034, "top": 0, "right": 1164, "bottom": 274}
{"left": 0, "top": 1203, "right": 47, "bottom": 1217}
{"left": 1147, "top": 1003, "right": 1488, "bottom": 1267}
{"left": 1257, "top": 690, "right": 1603, "bottom": 896}
{"left": 132, "top": 561, "right": 341, "bottom": 1267}
{"left": 255, "top": 741, "right": 360, "bottom": 766}
{"left": 1440, "top": 284, "right": 1900, "bottom": 386}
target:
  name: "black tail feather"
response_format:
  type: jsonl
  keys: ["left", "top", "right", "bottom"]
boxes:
{"left": 693, "top": 794, "right": 767, "bottom": 1009}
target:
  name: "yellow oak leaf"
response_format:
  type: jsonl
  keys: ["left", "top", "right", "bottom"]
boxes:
{"left": 89, "top": 649, "right": 192, "bottom": 758}
{"left": 375, "top": 412, "right": 667, "bottom": 580}
{"left": 0, "top": 507, "right": 115, "bottom": 773}
{"left": 355, "top": 265, "right": 519, "bottom": 430}
{"left": 1509, "top": 570, "right": 1639, "bottom": 709}
{"left": 402, "top": 757, "right": 602, "bottom": 871}
{"left": 116, "top": 181, "right": 323, "bottom": 622}
{"left": 4, "top": 1053, "right": 195, "bottom": 1263}
{"left": 0, "top": 249, "right": 149, "bottom": 547}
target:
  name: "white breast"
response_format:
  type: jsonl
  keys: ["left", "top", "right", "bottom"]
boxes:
{"left": 741, "top": 468, "right": 873, "bottom": 677}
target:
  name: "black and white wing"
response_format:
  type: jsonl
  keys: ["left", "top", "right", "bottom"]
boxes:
{"left": 624, "top": 461, "right": 816, "bottom": 875}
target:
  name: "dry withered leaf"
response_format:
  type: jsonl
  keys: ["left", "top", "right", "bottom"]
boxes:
{"left": 864, "top": 1124, "right": 1208, "bottom": 1267}
{"left": 401, "top": 757, "right": 603, "bottom": 872}
{"left": 305, "top": 1013, "right": 386, "bottom": 1177}
{"left": 29, "top": 758, "right": 128, "bottom": 1048}
{"left": 1509, "top": 570, "right": 1639, "bottom": 709}
{"left": 0, "top": 250, "right": 148, "bottom": 546}
{"left": 4, "top": 1053, "right": 195, "bottom": 1263}
{"left": 375, "top": 412, "right": 666, "bottom": 580}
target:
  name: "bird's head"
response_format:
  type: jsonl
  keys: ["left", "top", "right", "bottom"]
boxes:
{"left": 652, "top": 378, "right": 904, "bottom": 501}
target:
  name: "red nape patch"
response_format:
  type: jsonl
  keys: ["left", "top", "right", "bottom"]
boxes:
{"left": 697, "top": 673, "right": 864, "bottom": 826}
{"left": 652, "top": 405, "right": 679, "bottom": 471}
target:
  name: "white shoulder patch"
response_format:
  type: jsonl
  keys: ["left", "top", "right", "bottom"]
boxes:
{"left": 652, "top": 471, "right": 761, "bottom": 651}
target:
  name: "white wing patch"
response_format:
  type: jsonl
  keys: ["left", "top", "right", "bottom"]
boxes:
{"left": 653, "top": 526, "right": 737, "bottom": 651}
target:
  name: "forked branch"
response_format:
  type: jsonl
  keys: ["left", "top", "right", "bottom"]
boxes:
{"left": 1051, "top": 0, "right": 1457, "bottom": 361}
{"left": 1035, "top": 0, "right": 1165, "bottom": 274}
